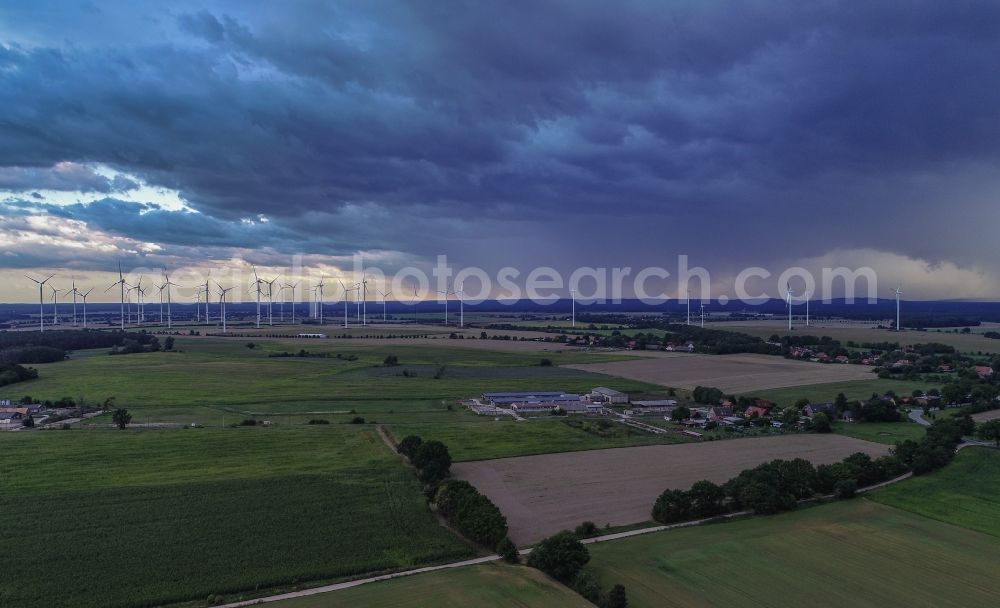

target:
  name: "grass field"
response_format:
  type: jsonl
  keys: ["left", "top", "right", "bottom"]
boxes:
{"left": 832, "top": 420, "right": 927, "bottom": 444}
{"left": 872, "top": 447, "right": 1000, "bottom": 537}
{"left": 385, "top": 417, "right": 692, "bottom": 461}
{"left": 0, "top": 427, "right": 472, "bottom": 608}
{"left": 20, "top": 337, "right": 653, "bottom": 412}
{"left": 754, "top": 378, "right": 938, "bottom": 405}
{"left": 585, "top": 499, "right": 1000, "bottom": 608}
{"left": 262, "top": 563, "right": 591, "bottom": 608}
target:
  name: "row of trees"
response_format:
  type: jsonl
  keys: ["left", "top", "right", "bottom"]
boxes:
{"left": 435, "top": 480, "right": 508, "bottom": 548}
{"left": 653, "top": 451, "right": 908, "bottom": 523}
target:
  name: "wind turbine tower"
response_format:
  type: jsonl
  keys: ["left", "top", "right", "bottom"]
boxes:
{"left": 71, "top": 277, "right": 79, "bottom": 326}
{"left": 218, "top": 284, "right": 235, "bottom": 333}
{"left": 786, "top": 284, "right": 795, "bottom": 331}
{"left": 570, "top": 289, "right": 576, "bottom": 327}
{"left": 26, "top": 274, "right": 54, "bottom": 332}
{"left": 80, "top": 288, "right": 93, "bottom": 329}
{"left": 894, "top": 286, "right": 902, "bottom": 332}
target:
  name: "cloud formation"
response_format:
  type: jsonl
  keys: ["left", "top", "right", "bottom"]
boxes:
{"left": 1, "top": 1, "right": 999, "bottom": 299}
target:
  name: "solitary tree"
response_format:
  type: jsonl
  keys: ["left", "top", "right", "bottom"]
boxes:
{"left": 112, "top": 408, "right": 132, "bottom": 430}
{"left": 977, "top": 420, "right": 1000, "bottom": 447}
{"left": 22, "top": 414, "right": 34, "bottom": 428}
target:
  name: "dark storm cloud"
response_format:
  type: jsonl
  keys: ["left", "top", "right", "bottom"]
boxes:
{"left": 1, "top": 0, "right": 1000, "bottom": 284}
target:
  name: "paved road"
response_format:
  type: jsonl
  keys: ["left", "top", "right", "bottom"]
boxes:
{"left": 908, "top": 409, "right": 931, "bottom": 426}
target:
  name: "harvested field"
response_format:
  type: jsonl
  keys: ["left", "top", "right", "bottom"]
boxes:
{"left": 972, "top": 409, "right": 1000, "bottom": 423}
{"left": 566, "top": 352, "right": 873, "bottom": 393}
{"left": 453, "top": 434, "right": 889, "bottom": 544}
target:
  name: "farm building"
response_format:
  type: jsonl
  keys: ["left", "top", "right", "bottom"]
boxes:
{"left": 0, "top": 411, "right": 23, "bottom": 424}
{"left": 0, "top": 404, "right": 43, "bottom": 416}
{"left": 482, "top": 391, "right": 581, "bottom": 406}
{"left": 632, "top": 400, "right": 677, "bottom": 413}
{"left": 511, "top": 402, "right": 561, "bottom": 414}
{"left": 589, "top": 387, "right": 629, "bottom": 404}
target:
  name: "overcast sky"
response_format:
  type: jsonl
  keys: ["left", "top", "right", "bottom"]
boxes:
{"left": 1, "top": 1, "right": 999, "bottom": 302}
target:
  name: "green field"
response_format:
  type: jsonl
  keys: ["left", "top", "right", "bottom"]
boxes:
{"left": 0, "top": 427, "right": 472, "bottom": 608}
{"left": 386, "top": 417, "right": 692, "bottom": 461}
{"left": 263, "top": 563, "right": 591, "bottom": 608}
{"left": 585, "top": 499, "right": 1000, "bottom": 608}
{"left": 20, "top": 337, "right": 651, "bottom": 411}
{"left": 872, "top": 447, "right": 1000, "bottom": 537}
{"left": 753, "top": 378, "right": 938, "bottom": 405}
{"left": 833, "top": 420, "right": 927, "bottom": 445}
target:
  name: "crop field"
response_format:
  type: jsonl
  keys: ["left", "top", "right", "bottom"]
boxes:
{"left": 386, "top": 417, "right": 693, "bottom": 462}
{"left": 452, "top": 434, "right": 889, "bottom": 544}
{"left": 262, "top": 563, "right": 591, "bottom": 608}
{"left": 832, "top": 420, "right": 927, "bottom": 445}
{"left": 585, "top": 499, "right": 1000, "bottom": 608}
{"left": 565, "top": 352, "right": 873, "bottom": 394}
{"left": 872, "top": 447, "right": 1000, "bottom": 537}
{"left": 972, "top": 409, "right": 1000, "bottom": 422}
{"left": 753, "top": 378, "right": 938, "bottom": 405}
{"left": 19, "top": 337, "right": 652, "bottom": 413}
{"left": 0, "top": 427, "right": 472, "bottom": 608}
{"left": 713, "top": 320, "right": 1000, "bottom": 354}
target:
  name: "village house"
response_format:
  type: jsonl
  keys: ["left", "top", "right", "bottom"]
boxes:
{"left": 803, "top": 402, "right": 835, "bottom": 417}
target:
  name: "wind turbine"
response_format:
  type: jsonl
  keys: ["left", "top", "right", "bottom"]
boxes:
{"left": 251, "top": 265, "right": 263, "bottom": 329}
{"left": 49, "top": 284, "right": 62, "bottom": 326}
{"left": 686, "top": 289, "right": 691, "bottom": 326}
{"left": 338, "top": 280, "right": 350, "bottom": 327}
{"left": 894, "top": 286, "right": 902, "bottom": 332}
{"left": 135, "top": 277, "right": 147, "bottom": 325}
{"left": 786, "top": 284, "right": 795, "bottom": 331}
{"left": 378, "top": 287, "right": 392, "bottom": 322}
{"left": 361, "top": 277, "right": 369, "bottom": 325}
{"left": 70, "top": 277, "right": 79, "bottom": 326}
{"left": 107, "top": 263, "right": 127, "bottom": 330}
{"left": 25, "top": 274, "right": 55, "bottom": 331}
{"left": 700, "top": 303, "right": 705, "bottom": 328}
{"left": 352, "top": 282, "right": 361, "bottom": 322}
{"left": 163, "top": 272, "right": 177, "bottom": 329}
{"left": 203, "top": 279, "right": 211, "bottom": 324}
{"left": 805, "top": 292, "right": 811, "bottom": 327}
{"left": 79, "top": 288, "right": 93, "bottom": 329}
{"left": 153, "top": 281, "right": 166, "bottom": 324}
{"left": 217, "top": 284, "right": 235, "bottom": 333}
{"left": 286, "top": 281, "right": 298, "bottom": 323}
{"left": 437, "top": 287, "right": 450, "bottom": 325}
{"left": 570, "top": 288, "right": 576, "bottom": 327}
{"left": 266, "top": 277, "right": 278, "bottom": 326}
{"left": 315, "top": 276, "right": 326, "bottom": 324}
{"left": 456, "top": 290, "right": 465, "bottom": 327}
{"left": 195, "top": 285, "right": 205, "bottom": 323}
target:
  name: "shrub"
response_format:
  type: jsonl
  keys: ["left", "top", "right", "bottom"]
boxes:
{"left": 606, "top": 584, "right": 628, "bottom": 608}
{"left": 834, "top": 479, "right": 858, "bottom": 499}
{"left": 526, "top": 530, "right": 590, "bottom": 583}
{"left": 349, "top": 416, "right": 365, "bottom": 424}
{"left": 307, "top": 419, "right": 330, "bottom": 425}
{"left": 539, "top": 358, "right": 553, "bottom": 367}
{"left": 497, "top": 537, "right": 519, "bottom": 563}
{"left": 574, "top": 521, "right": 598, "bottom": 538}
{"left": 239, "top": 419, "right": 257, "bottom": 426}
{"left": 573, "top": 570, "right": 602, "bottom": 603}
{"left": 383, "top": 355, "right": 399, "bottom": 366}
